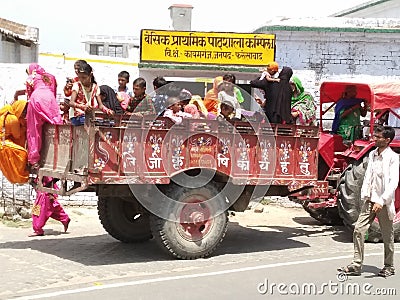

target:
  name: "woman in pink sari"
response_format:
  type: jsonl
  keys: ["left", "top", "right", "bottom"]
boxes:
{"left": 25, "top": 63, "right": 63, "bottom": 170}
{"left": 30, "top": 176, "right": 70, "bottom": 237}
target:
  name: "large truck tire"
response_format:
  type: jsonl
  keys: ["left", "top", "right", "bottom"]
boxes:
{"left": 301, "top": 202, "right": 343, "bottom": 226}
{"left": 98, "top": 196, "right": 152, "bottom": 243}
{"left": 150, "top": 182, "right": 228, "bottom": 259}
{"left": 337, "top": 157, "right": 400, "bottom": 242}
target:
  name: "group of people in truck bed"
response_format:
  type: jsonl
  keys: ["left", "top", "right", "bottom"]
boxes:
{"left": 5, "top": 60, "right": 373, "bottom": 188}
{"left": 58, "top": 60, "right": 318, "bottom": 127}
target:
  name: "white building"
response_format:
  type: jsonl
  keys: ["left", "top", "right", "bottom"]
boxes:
{"left": 81, "top": 34, "right": 140, "bottom": 60}
{"left": 0, "top": 17, "right": 38, "bottom": 63}
{"left": 331, "top": 0, "right": 400, "bottom": 18}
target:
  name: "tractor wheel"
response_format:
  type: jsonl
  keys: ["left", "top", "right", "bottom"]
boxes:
{"left": 302, "top": 202, "right": 343, "bottom": 225}
{"left": 337, "top": 157, "right": 400, "bottom": 242}
{"left": 150, "top": 182, "right": 228, "bottom": 259}
{"left": 98, "top": 196, "right": 152, "bottom": 243}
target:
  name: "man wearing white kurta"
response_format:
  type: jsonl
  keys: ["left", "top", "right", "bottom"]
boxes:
{"left": 338, "top": 125, "right": 399, "bottom": 277}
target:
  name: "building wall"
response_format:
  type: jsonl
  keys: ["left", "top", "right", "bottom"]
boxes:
{"left": 0, "top": 37, "right": 38, "bottom": 63}
{"left": 256, "top": 25, "right": 400, "bottom": 81}
{"left": 0, "top": 17, "right": 39, "bottom": 63}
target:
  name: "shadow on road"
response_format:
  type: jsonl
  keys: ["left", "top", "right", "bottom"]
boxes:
{"left": 218, "top": 223, "right": 316, "bottom": 255}
{"left": 292, "top": 216, "right": 325, "bottom": 226}
{"left": 0, "top": 217, "right": 355, "bottom": 264}
{"left": 292, "top": 216, "right": 354, "bottom": 244}
{"left": 0, "top": 234, "right": 167, "bottom": 264}
{"left": 330, "top": 226, "right": 353, "bottom": 243}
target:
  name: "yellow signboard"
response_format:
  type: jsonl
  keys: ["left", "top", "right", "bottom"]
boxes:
{"left": 140, "top": 29, "right": 275, "bottom": 66}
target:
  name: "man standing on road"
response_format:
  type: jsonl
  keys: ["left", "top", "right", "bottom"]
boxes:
{"left": 338, "top": 125, "right": 399, "bottom": 277}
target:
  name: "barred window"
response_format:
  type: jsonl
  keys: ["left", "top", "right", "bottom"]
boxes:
{"left": 109, "top": 45, "right": 123, "bottom": 58}
{"left": 89, "top": 44, "right": 104, "bottom": 56}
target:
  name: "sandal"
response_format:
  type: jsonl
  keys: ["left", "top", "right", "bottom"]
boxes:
{"left": 63, "top": 218, "right": 71, "bottom": 233}
{"left": 337, "top": 265, "right": 361, "bottom": 276}
{"left": 28, "top": 232, "right": 44, "bottom": 237}
{"left": 378, "top": 267, "right": 395, "bottom": 278}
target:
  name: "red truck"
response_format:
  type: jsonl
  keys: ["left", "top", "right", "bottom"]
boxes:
{"left": 35, "top": 80, "right": 400, "bottom": 259}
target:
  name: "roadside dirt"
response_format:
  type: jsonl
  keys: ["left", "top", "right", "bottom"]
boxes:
{"left": 0, "top": 199, "right": 313, "bottom": 235}
{"left": 229, "top": 202, "right": 312, "bottom": 228}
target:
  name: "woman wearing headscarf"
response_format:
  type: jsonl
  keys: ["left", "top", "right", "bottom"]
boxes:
{"left": 0, "top": 100, "right": 29, "bottom": 183}
{"left": 99, "top": 85, "right": 124, "bottom": 115}
{"left": 331, "top": 85, "right": 367, "bottom": 141}
{"left": 189, "top": 95, "right": 210, "bottom": 119}
{"left": 25, "top": 63, "right": 63, "bottom": 170}
{"left": 266, "top": 66, "right": 293, "bottom": 124}
{"left": 203, "top": 76, "right": 223, "bottom": 117}
{"left": 290, "top": 76, "right": 317, "bottom": 126}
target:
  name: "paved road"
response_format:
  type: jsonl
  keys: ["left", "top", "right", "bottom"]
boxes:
{"left": 0, "top": 205, "right": 399, "bottom": 299}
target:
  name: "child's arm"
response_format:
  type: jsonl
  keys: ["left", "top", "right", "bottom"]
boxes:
{"left": 259, "top": 71, "right": 268, "bottom": 80}
{"left": 64, "top": 78, "right": 74, "bottom": 97}
{"left": 96, "top": 95, "right": 114, "bottom": 115}
{"left": 13, "top": 89, "right": 26, "bottom": 101}
{"left": 69, "top": 90, "right": 86, "bottom": 111}
{"left": 265, "top": 75, "right": 280, "bottom": 82}
{"left": 68, "top": 82, "right": 81, "bottom": 110}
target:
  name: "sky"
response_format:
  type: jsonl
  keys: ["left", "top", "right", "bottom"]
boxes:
{"left": 1, "top": 0, "right": 372, "bottom": 54}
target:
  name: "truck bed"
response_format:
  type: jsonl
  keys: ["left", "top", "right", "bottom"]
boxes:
{"left": 37, "top": 115, "right": 320, "bottom": 196}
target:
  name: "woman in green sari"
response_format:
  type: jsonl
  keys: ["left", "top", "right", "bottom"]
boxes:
{"left": 331, "top": 85, "right": 367, "bottom": 141}
{"left": 290, "top": 77, "right": 317, "bottom": 126}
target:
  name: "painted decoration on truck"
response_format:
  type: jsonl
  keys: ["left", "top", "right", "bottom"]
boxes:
{"left": 122, "top": 135, "right": 137, "bottom": 169}
{"left": 217, "top": 137, "right": 231, "bottom": 168}
{"left": 278, "top": 141, "right": 293, "bottom": 176}
{"left": 148, "top": 135, "right": 163, "bottom": 170}
{"left": 294, "top": 138, "right": 318, "bottom": 178}
{"left": 236, "top": 140, "right": 250, "bottom": 171}
{"left": 188, "top": 135, "right": 216, "bottom": 168}
{"left": 94, "top": 131, "right": 111, "bottom": 171}
{"left": 298, "top": 141, "right": 311, "bottom": 176}
{"left": 258, "top": 140, "right": 272, "bottom": 172}
{"left": 140, "top": 29, "right": 275, "bottom": 66}
{"left": 171, "top": 136, "right": 185, "bottom": 170}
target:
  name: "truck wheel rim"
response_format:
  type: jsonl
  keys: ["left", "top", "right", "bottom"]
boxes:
{"left": 177, "top": 199, "right": 212, "bottom": 242}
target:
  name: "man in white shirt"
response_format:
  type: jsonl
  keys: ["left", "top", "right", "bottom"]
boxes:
{"left": 338, "top": 125, "right": 399, "bottom": 277}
